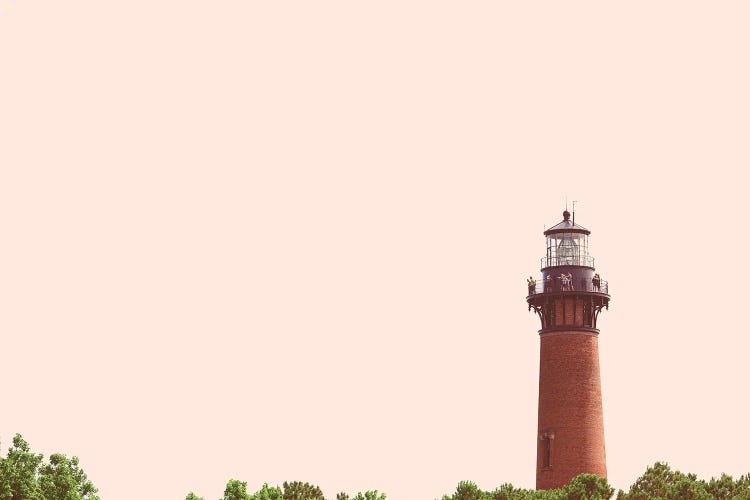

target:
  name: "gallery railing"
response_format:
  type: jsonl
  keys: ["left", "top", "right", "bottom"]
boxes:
{"left": 540, "top": 255, "right": 595, "bottom": 269}
{"left": 526, "top": 278, "right": 608, "bottom": 296}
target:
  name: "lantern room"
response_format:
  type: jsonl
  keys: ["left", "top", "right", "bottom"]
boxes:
{"left": 541, "top": 210, "right": 593, "bottom": 270}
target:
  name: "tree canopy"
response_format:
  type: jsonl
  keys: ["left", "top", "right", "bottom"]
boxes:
{"left": 617, "top": 462, "right": 750, "bottom": 500}
{"left": 440, "top": 473, "right": 613, "bottom": 500}
{"left": 185, "top": 480, "right": 384, "bottom": 500}
{"left": 0, "top": 434, "right": 98, "bottom": 500}
{"left": 8, "top": 431, "right": 749, "bottom": 500}
{"left": 188, "top": 462, "right": 750, "bottom": 500}
{"left": 439, "top": 463, "right": 750, "bottom": 500}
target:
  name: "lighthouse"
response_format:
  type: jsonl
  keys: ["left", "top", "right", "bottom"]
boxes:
{"left": 526, "top": 210, "right": 610, "bottom": 490}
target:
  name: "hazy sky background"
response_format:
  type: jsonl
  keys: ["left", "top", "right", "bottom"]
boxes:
{"left": 1, "top": 2, "right": 749, "bottom": 499}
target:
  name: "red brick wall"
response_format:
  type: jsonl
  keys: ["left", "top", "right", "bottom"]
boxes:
{"left": 536, "top": 330, "right": 606, "bottom": 490}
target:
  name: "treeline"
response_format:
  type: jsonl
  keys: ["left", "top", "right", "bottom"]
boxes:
{"left": 190, "top": 463, "right": 750, "bottom": 500}
{"left": 441, "top": 464, "right": 750, "bottom": 499}
{"left": 0, "top": 434, "right": 98, "bottom": 500}
{"left": 186, "top": 481, "right": 385, "bottom": 500}
{"left": 4, "top": 434, "right": 750, "bottom": 499}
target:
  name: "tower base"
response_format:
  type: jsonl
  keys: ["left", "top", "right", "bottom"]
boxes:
{"left": 536, "top": 330, "right": 606, "bottom": 490}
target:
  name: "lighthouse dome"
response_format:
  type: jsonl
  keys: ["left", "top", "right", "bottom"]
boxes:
{"left": 543, "top": 210, "right": 591, "bottom": 236}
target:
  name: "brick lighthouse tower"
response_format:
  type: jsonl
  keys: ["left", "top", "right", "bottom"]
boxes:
{"left": 526, "top": 210, "right": 610, "bottom": 490}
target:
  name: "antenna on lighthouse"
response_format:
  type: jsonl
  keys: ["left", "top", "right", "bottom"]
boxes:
{"left": 572, "top": 200, "right": 577, "bottom": 225}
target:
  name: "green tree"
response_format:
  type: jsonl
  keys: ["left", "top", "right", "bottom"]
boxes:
{"left": 252, "top": 483, "right": 283, "bottom": 500}
{"left": 617, "top": 462, "right": 680, "bottom": 499}
{"left": 0, "top": 434, "right": 98, "bottom": 500}
{"left": 616, "top": 462, "right": 722, "bottom": 500}
{"left": 282, "top": 481, "right": 325, "bottom": 500}
{"left": 38, "top": 453, "right": 99, "bottom": 500}
{"left": 560, "top": 474, "right": 613, "bottom": 500}
{"left": 0, "top": 434, "right": 44, "bottom": 500}
{"left": 336, "top": 491, "right": 386, "bottom": 500}
{"left": 486, "top": 482, "right": 555, "bottom": 500}
{"left": 442, "top": 480, "right": 489, "bottom": 500}
{"left": 442, "top": 475, "right": 615, "bottom": 500}
{"left": 705, "top": 472, "right": 750, "bottom": 500}
{"left": 224, "top": 479, "right": 252, "bottom": 500}
{"left": 667, "top": 478, "right": 711, "bottom": 500}
{"left": 185, "top": 493, "right": 205, "bottom": 500}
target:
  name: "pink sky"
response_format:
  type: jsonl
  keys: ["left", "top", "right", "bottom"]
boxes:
{"left": 1, "top": 2, "right": 749, "bottom": 499}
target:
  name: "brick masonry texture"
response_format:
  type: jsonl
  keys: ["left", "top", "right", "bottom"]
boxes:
{"left": 536, "top": 330, "right": 606, "bottom": 490}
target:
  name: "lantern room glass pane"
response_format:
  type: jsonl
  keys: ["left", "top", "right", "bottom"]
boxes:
{"left": 545, "top": 232, "right": 591, "bottom": 267}
{"left": 557, "top": 232, "right": 579, "bottom": 265}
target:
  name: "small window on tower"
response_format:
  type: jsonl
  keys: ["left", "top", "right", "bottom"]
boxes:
{"left": 540, "top": 429, "right": 555, "bottom": 469}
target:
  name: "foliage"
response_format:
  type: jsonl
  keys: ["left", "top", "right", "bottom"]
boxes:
{"left": 440, "top": 480, "right": 543, "bottom": 500}
{"left": 336, "top": 491, "right": 386, "bottom": 500}
{"left": 0, "top": 434, "right": 44, "bottom": 500}
{"left": 617, "top": 462, "right": 750, "bottom": 500}
{"left": 0, "top": 434, "right": 98, "bottom": 500}
{"left": 561, "top": 474, "right": 614, "bottom": 500}
{"left": 223, "top": 479, "right": 252, "bottom": 500}
{"left": 705, "top": 472, "right": 750, "bottom": 499}
{"left": 253, "top": 483, "right": 283, "bottom": 500}
{"left": 437, "top": 464, "right": 750, "bottom": 500}
{"left": 440, "top": 476, "right": 613, "bottom": 500}
{"left": 188, "top": 462, "right": 750, "bottom": 500}
{"left": 38, "top": 453, "right": 99, "bottom": 500}
{"left": 282, "top": 481, "right": 325, "bottom": 500}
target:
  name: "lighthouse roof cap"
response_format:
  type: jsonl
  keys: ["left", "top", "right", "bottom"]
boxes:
{"left": 543, "top": 210, "right": 591, "bottom": 236}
